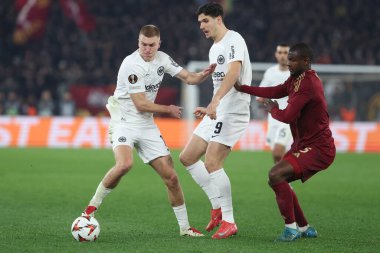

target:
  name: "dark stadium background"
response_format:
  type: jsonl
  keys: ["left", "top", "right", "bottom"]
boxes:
{"left": 1, "top": 1, "right": 380, "bottom": 252}
{"left": 1, "top": 0, "right": 379, "bottom": 120}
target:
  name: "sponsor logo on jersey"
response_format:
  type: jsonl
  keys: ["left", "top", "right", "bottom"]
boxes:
{"left": 169, "top": 57, "right": 179, "bottom": 67}
{"left": 212, "top": 71, "right": 225, "bottom": 81}
{"left": 157, "top": 66, "right": 164, "bottom": 76}
{"left": 213, "top": 72, "right": 225, "bottom": 78}
{"left": 212, "top": 71, "right": 225, "bottom": 79}
{"left": 145, "top": 81, "right": 161, "bottom": 92}
{"left": 229, "top": 45, "right": 235, "bottom": 60}
{"left": 118, "top": 136, "right": 126, "bottom": 142}
{"left": 217, "top": 55, "right": 225, "bottom": 64}
{"left": 128, "top": 74, "right": 138, "bottom": 84}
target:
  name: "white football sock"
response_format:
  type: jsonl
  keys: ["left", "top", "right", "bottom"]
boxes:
{"left": 172, "top": 204, "right": 190, "bottom": 231}
{"left": 209, "top": 169, "right": 234, "bottom": 223}
{"left": 299, "top": 224, "right": 309, "bottom": 232}
{"left": 89, "top": 182, "right": 112, "bottom": 208}
{"left": 285, "top": 222, "right": 298, "bottom": 230}
{"left": 186, "top": 160, "right": 220, "bottom": 209}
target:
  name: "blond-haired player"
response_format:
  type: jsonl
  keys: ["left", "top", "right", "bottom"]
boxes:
{"left": 81, "top": 24, "right": 216, "bottom": 237}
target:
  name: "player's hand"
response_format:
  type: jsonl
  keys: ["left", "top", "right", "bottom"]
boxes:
{"left": 263, "top": 99, "right": 278, "bottom": 112}
{"left": 168, "top": 105, "right": 183, "bottom": 119}
{"left": 206, "top": 99, "right": 219, "bottom": 120}
{"left": 256, "top": 97, "right": 265, "bottom": 103}
{"left": 202, "top": 63, "right": 217, "bottom": 76}
{"left": 193, "top": 107, "right": 207, "bottom": 119}
{"left": 256, "top": 97, "right": 266, "bottom": 109}
{"left": 234, "top": 80, "right": 242, "bottom": 91}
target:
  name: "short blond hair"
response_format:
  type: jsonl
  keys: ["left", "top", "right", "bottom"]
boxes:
{"left": 139, "top": 25, "right": 160, "bottom": 38}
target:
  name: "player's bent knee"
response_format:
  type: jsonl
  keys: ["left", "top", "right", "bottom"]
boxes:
{"left": 273, "top": 155, "right": 282, "bottom": 163}
{"left": 114, "top": 160, "right": 133, "bottom": 175}
{"left": 179, "top": 152, "right": 193, "bottom": 167}
{"left": 204, "top": 160, "right": 218, "bottom": 172}
{"left": 165, "top": 173, "right": 179, "bottom": 189}
{"left": 268, "top": 169, "right": 281, "bottom": 185}
{"left": 178, "top": 152, "right": 187, "bottom": 165}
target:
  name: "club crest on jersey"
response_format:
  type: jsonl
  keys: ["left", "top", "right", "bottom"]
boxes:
{"left": 157, "top": 66, "right": 164, "bottom": 76}
{"left": 169, "top": 57, "right": 179, "bottom": 67}
{"left": 217, "top": 55, "right": 225, "bottom": 64}
{"left": 128, "top": 74, "right": 138, "bottom": 84}
{"left": 118, "top": 136, "right": 126, "bottom": 142}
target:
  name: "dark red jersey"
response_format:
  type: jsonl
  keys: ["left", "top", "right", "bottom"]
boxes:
{"left": 240, "top": 70, "right": 334, "bottom": 151}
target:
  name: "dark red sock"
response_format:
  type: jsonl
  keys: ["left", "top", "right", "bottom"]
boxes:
{"left": 270, "top": 181, "right": 295, "bottom": 224}
{"left": 291, "top": 189, "right": 308, "bottom": 227}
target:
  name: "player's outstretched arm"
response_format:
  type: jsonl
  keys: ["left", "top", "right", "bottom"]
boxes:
{"left": 235, "top": 80, "right": 264, "bottom": 103}
{"left": 130, "top": 92, "right": 183, "bottom": 118}
{"left": 235, "top": 81, "right": 288, "bottom": 99}
{"left": 175, "top": 63, "right": 217, "bottom": 85}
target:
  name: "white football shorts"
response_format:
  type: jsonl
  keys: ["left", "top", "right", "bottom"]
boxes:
{"left": 110, "top": 122, "right": 170, "bottom": 163}
{"left": 193, "top": 114, "right": 250, "bottom": 148}
{"left": 266, "top": 123, "right": 292, "bottom": 150}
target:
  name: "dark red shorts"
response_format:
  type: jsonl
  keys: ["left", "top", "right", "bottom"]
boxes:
{"left": 283, "top": 144, "right": 336, "bottom": 182}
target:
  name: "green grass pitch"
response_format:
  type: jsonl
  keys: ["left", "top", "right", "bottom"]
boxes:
{"left": 0, "top": 148, "right": 379, "bottom": 253}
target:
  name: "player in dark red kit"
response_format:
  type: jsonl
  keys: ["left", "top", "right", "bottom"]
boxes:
{"left": 235, "top": 43, "right": 336, "bottom": 242}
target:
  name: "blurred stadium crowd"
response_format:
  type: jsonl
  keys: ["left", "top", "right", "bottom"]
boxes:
{"left": 0, "top": 0, "right": 379, "bottom": 120}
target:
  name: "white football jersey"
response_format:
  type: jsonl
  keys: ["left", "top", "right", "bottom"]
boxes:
{"left": 114, "top": 50, "right": 183, "bottom": 124}
{"left": 259, "top": 64, "right": 290, "bottom": 127}
{"left": 209, "top": 30, "right": 252, "bottom": 115}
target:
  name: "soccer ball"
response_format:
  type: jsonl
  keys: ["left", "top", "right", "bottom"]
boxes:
{"left": 71, "top": 216, "right": 100, "bottom": 242}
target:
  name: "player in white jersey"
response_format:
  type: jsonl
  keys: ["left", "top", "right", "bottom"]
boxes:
{"left": 81, "top": 25, "right": 217, "bottom": 237}
{"left": 258, "top": 44, "right": 292, "bottom": 163}
{"left": 179, "top": 3, "right": 252, "bottom": 239}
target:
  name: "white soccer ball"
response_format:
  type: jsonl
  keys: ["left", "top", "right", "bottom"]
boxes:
{"left": 71, "top": 216, "right": 100, "bottom": 242}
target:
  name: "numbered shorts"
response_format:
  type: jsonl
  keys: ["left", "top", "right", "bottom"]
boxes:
{"left": 283, "top": 144, "right": 336, "bottom": 182}
{"left": 193, "top": 114, "right": 250, "bottom": 148}
{"left": 266, "top": 123, "right": 292, "bottom": 150}
{"left": 110, "top": 122, "right": 170, "bottom": 164}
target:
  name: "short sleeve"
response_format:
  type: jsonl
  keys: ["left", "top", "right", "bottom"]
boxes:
{"left": 226, "top": 33, "right": 246, "bottom": 64}
{"left": 164, "top": 53, "right": 183, "bottom": 77}
{"left": 118, "top": 61, "right": 146, "bottom": 94}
